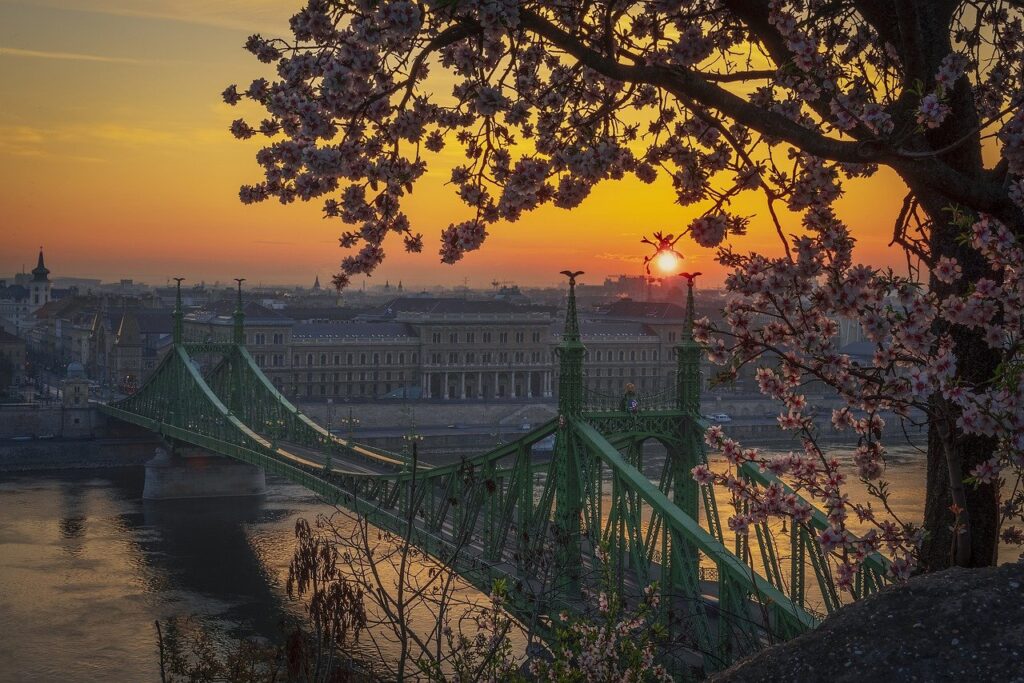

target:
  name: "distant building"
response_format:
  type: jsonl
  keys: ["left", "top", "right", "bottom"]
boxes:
{"left": 0, "top": 248, "right": 52, "bottom": 335}
{"left": 61, "top": 361, "right": 94, "bottom": 436}
{"left": 29, "top": 248, "right": 52, "bottom": 310}
{"left": 0, "top": 329, "right": 26, "bottom": 392}
{"left": 175, "top": 293, "right": 705, "bottom": 402}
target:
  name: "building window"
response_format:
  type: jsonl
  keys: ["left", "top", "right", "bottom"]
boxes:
{"left": 449, "top": 332, "right": 458, "bottom": 344}
{"left": 373, "top": 353, "right": 380, "bottom": 365}
{"left": 360, "top": 353, "right": 366, "bottom": 364}
{"left": 273, "top": 333, "right": 283, "bottom": 344}
{"left": 320, "top": 353, "right": 327, "bottom": 366}
{"left": 386, "top": 353, "right": 392, "bottom": 365}
{"left": 307, "top": 353, "right": 314, "bottom": 366}
{"left": 466, "top": 332, "right": 475, "bottom": 343}
{"left": 499, "top": 332, "right": 508, "bottom": 343}
{"left": 432, "top": 332, "right": 441, "bottom": 343}
{"left": 448, "top": 352, "right": 458, "bottom": 363}
{"left": 532, "top": 331, "right": 541, "bottom": 342}
{"left": 334, "top": 354, "right": 340, "bottom": 365}
{"left": 514, "top": 332, "right": 524, "bottom": 343}
{"left": 483, "top": 332, "right": 492, "bottom": 343}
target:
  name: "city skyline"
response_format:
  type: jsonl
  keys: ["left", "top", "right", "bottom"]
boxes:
{"left": 1, "top": 0, "right": 913, "bottom": 288}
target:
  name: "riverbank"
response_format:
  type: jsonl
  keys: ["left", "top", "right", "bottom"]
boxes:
{"left": 0, "top": 437, "right": 159, "bottom": 472}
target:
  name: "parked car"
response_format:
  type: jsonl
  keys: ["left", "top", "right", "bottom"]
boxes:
{"left": 711, "top": 413, "right": 732, "bottom": 423}
{"left": 521, "top": 423, "right": 532, "bottom": 431}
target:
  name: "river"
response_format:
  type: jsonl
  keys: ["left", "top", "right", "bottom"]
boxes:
{"left": 0, "top": 467, "right": 345, "bottom": 681}
{"left": 0, "top": 445, "right": 1017, "bottom": 681}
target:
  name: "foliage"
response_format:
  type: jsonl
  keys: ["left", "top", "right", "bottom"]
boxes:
{"left": 529, "top": 546, "right": 672, "bottom": 683}
{"left": 225, "top": 0, "right": 1024, "bottom": 583}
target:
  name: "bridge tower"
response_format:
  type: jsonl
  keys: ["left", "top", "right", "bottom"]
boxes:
{"left": 172, "top": 277, "right": 184, "bottom": 344}
{"left": 668, "top": 275, "right": 704, "bottom": 617}
{"left": 233, "top": 278, "right": 246, "bottom": 345}
{"left": 553, "top": 270, "right": 586, "bottom": 594}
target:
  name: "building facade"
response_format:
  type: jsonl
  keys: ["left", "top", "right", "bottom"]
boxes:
{"left": 179, "top": 296, "right": 697, "bottom": 402}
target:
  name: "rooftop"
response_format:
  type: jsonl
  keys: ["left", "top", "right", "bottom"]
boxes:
{"left": 185, "top": 300, "right": 293, "bottom": 326}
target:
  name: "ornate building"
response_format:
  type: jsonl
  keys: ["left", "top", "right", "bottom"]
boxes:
{"left": 181, "top": 295, "right": 693, "bottom": 402}
{"left": 29, "top": 248, "right": 52, "bottom": 310}
{"left": 0, "top": 248, "right": 51, "bottom": 336}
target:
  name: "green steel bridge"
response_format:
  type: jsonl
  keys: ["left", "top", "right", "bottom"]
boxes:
{"left": 99, "top": 274, "right": 892, "bottom": 676}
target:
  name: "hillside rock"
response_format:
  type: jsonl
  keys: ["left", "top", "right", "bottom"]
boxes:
{"left": 711, "top": 562, "right": 1024, "bottom": 682}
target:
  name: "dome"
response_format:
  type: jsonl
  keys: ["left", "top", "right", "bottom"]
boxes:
{"left": 66, "top": 362, "right": 86, "bottom": 379}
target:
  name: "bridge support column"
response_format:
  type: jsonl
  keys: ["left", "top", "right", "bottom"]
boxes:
{"left": 143, "top": 446, "right": 266, "bottom": 500}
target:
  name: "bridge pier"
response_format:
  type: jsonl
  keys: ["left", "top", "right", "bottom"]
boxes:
{"left": 143, "top": 446, "right": 267, "bottom": 500}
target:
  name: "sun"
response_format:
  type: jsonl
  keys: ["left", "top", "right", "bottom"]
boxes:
{"left": 655, "top": 249, "right": 680, "bottom": 274}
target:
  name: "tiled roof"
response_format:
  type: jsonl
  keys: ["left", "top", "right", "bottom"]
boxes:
{"left": 0, "top": 329, "right": 24, "bottom": 344}
{"left": 282, "top": 306, "right": 364, "bottom": 322}
{"left": 187, "top": 300, "right": 293, "bottom": 326}
{"left": 600, "top": 300, "right": 687, "bottom": 320}
{"left": 0, "top": 285, "right": 28, "bottom": 302}
{"left": 376, "top": 297, "right": 552, "bottom": 317}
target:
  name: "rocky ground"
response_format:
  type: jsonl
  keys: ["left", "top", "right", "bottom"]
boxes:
{"left": 712, "top": 562, "right": 1024, "bottom": 682}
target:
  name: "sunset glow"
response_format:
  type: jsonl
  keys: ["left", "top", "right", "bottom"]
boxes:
{"left": 0, "top": 0, "right": 908, "bottom": 287}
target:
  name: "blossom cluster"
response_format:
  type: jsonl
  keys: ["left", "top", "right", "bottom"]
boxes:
{"left": 696, "top": 205, "right": 1024, "bottom": 582}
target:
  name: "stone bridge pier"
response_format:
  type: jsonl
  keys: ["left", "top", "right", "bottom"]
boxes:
{"left": 143, "top": 445, "right": 267, "bottom": 500}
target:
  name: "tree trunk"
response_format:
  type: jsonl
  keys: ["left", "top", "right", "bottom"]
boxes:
{"left": 911, "top": 185, "right": 1001, "bottom": 570}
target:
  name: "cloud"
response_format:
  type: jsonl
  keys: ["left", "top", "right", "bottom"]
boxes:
{"left": 0, "top": 122, "right": 225, "bottom": 160}
{"left": 0, "top": 46, "right": 146, "bottom": 64}
{"left": 593, "top": 252, "right": 642, "bottom": 263}
{"left": 17, "top": 0, "right": 299, "bottom": 34}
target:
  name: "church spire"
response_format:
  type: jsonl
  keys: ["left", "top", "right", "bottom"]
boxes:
{"left": 32, "top": 247, "right": 50, "bottom": 282}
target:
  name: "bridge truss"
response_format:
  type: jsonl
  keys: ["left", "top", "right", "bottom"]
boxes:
{"left": 99, "top": 276, "right": 891, "bottom": 675}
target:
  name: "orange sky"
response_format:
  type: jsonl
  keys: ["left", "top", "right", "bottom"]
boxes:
{"left": 0, "top": 1, "right": 910, "bottom": 289}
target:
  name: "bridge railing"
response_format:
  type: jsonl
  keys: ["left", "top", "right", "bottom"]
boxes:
{"left": 581, "top": 385, "right": 678, "bottom": 412}
{"left": 572, "top": 418, "right": 817, "bottom": 669}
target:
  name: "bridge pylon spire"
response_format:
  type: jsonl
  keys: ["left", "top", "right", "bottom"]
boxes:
{"left": 556, "top": 270, "right": 585, "bottom": 415}
{"left": 172, "top": 277, "right": 185, "bottom": 345}
{"left": 676, "top": 274, "right": 701, "bottom": 415}
{"left": 233, "top": 278, "right": 246, "bottom": 345}
{"left": 554, "top": 270, "right": 586, "bottom": 597}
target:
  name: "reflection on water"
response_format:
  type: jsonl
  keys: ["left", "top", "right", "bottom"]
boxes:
{"left": 0, "top": 466, "right": 343, "bottom": 682}
{"left": 0, "top": 445, "right": 1016, "bottom": 681}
